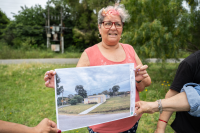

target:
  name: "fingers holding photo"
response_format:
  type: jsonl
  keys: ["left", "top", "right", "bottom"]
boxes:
{"left": 135, "top": 65, "right": 148, "bottom": 74}
{"left": 44, "top": 70, "right": 56, "bottom": 88}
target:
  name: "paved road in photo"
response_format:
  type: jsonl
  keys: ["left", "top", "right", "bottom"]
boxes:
{"left": 58, "top": 112, "right": 130, "bottom": 131}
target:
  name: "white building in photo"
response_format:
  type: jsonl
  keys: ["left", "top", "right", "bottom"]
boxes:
{"left": 84, "top": 94, "right": 107, "bottom": 104}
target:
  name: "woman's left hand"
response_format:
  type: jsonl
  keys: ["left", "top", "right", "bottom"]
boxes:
{"left": 33, "top": 118, "right": 61, "bottom": 133}
{"left": 135, "top": 64, "right": 149, "bottom": 82}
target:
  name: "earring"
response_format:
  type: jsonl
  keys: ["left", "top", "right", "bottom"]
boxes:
{"left": 120, "top": 35, "right": 123, "bottom": 40}
{"left": 98, "top": 34, "right": 102, "bottom": 39}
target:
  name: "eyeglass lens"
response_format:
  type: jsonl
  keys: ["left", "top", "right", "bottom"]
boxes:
{"left": 103, "top": 21, "right": 123, "bottom": 29}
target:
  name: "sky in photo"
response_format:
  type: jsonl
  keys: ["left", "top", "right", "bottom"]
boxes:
{"left": 56, "top": 64, "right": 134, "bottom": 97}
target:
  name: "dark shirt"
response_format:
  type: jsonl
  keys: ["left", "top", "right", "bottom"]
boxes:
{"left": 170, "top": 50, "right": 200, "bottom": 133}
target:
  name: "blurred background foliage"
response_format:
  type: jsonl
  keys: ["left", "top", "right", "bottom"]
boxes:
{"left": 0, "top": 0, "right": 199, "bottom": 59}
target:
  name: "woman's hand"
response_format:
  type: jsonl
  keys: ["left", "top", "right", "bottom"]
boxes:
{"left": 0, "top": 118, "right": 61, "bottom": 133}
{"left": 135, "top": 64, "right": 149, "bottom": 82}
{"left": 44, "top": 70, "right": 56, "bottom": 88}
{"left": 33, "top": 118, "right": 61, "bottom": 133}
{"left": 135, "top": 101, "right": 158, "bottom": 116}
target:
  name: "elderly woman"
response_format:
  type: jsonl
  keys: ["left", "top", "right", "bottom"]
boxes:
{"left": 44, "top": 4, "right": 151, "bottom": 133}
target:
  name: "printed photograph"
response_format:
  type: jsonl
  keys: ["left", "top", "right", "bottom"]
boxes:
{"left": 55, "top": 63, "right": 135, "bottom": 131}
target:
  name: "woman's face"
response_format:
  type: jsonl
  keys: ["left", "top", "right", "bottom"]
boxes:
{"left": 99, "top": 15, "right": 123, "bottom": 45}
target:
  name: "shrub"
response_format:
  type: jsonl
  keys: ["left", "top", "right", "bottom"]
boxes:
{"left": 88, "top": 102, "right": 97, "bottom": 104}
{"left": 70, "top": 99, "right": 78, "bottom": 105}
{"left": 73, "top": 95, "right": 83, "bottom": 103}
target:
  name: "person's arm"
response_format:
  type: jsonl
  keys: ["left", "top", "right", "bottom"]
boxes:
{"left": 134, "top": 52, "right": 151, "bottom": 92}
{"left": 76, "top": 51, "right": 90, "bottom": 67}
{"left": 0, "top": 118, "right": 61, "bottom": 133}
{"left": 135, "top": 91, "right": 190, "bottom": 115}
{"left": 155, "top": 89, "right": 179, "bottom": 133}
{"left": 160, "top": 92, "right": 190, "bottom": 112}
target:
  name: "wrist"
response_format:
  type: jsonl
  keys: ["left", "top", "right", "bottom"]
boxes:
{"left": 152, "top": 101, "right": 159, "bottom": 112}
{"left": 159, "top": 119, "right": 168, "bottom": 124}
{"left": 31, "top": 127, "right": 40, "bottom": 133}
{"left": 157, "top": 99, "right": 163, "bottom": 114}
{"left": 157, "top": 122, "right": 167, "bottom": 130}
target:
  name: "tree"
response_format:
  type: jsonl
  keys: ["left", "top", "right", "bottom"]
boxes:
{"left": 68, "top": 94, "right": 74, "bottom": 99}
{"left": 0, "top": 9, "right": 10, "bottom": 39}
{"left": 73, "top": 95, "right": 83, "bottom": 103}
{"left": 179, "top": 0, "right": 200, "bottom": 52}
{"left": 102, "top": 90, "right": 109, "bottom": 95}
{"left": 2, "top": 4, "right": 46, "bottom": 47}
{"left": 112, "top": 85, "right": 120, "bottom": 96}
{"left": 121, "top": 0, "right": 189, "bottom": 60}
{"left": 109, "top": 88, "right": 113, "bottom": 96}
{"left": 65, "top": 0, "right": 116, "bottom": 51}
{"left": 75, "top": 85, "right": 87, "bottom": 98}
{"left": 55, "top": 73, "right": 64, "bottom": 95}
{"left": 57, "top": 86, "right": 64, "bottom": 95}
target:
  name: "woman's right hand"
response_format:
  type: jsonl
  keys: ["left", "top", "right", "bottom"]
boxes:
{"left": 44, "top": 70, "right": 56, "bottom": 88}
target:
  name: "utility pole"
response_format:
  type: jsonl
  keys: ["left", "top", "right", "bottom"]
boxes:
{"left": 60, "top": 2, "right": 64, "bottom": 54}
{"left": 47, "top": 0, "right": 50, "bottom": 48}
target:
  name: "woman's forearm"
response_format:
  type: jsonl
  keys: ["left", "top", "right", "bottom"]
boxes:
{"left": 135, "top": 92, "right": 190, "bottom": 116}
{"left": 0, "top": 118, "right": 60, "bottom": 133}
{"left": 136, "top": 76, "right": 151, "bottom": 92}
{"left": 150, "top": 92, "right": 190, "bottom": 112}
{"left": 0, "top": 120, "right": 34, "bottom": 133}
{"left": 161, "top": 92, "right": 190, "bottom": 112}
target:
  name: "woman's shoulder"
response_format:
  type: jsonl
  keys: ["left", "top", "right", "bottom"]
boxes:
{"left": 85, "top": 44, "right": 98, "bottom": 52}
{"left": 121, "top": 43, "right": 134, "bottom": 48}
{"left": 121, "top": 43, "right": 135, "bottom": 52}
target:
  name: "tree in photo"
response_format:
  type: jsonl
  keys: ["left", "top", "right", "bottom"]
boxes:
{"left": 73, "top": 95, "right": 83, "bottom": 103}
{"left": 75, "top": 85, "right": 87, "bottom": 98}
{"left": 56, "top": 73, "right": 64, "bottom": 95}
{"left": 102, "top": 90, "right": 109, "bottom": 95}
{"left": 109, "top": 88, "right": 113, "bottom": 96}
{"left": 68, "top": 94, "right": 74, "bottom": 99}
{"left": 112, "top": 85, "right": 120, "bottom": 96}
{"left": 70, "top": 98, "right": 78, "bottom": 105}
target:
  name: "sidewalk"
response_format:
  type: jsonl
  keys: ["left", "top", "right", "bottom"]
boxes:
{"left": 0, "top": 58, "right": 184, "bottom": 64}
{"left": 79, "top": 103, "right": 103, "bottom": 115}
{"left": 0, "top": 58, "right": 79, "bottom": 64}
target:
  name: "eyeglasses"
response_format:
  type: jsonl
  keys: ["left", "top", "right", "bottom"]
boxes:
{"left": 101, "top": 21, "right": 124, "bottom": 29}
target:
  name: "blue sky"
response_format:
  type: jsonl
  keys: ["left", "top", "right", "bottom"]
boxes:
{"left": 56, "top": 64, "right": 135, "bottom": 97}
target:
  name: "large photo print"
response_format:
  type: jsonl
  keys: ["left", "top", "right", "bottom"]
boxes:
{"left": 55, "top": 63, "right": 136, "bottom": 131}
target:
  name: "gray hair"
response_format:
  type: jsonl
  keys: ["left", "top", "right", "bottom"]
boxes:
{"left": 98, "top": 4, "right": 130, "bottom": 25}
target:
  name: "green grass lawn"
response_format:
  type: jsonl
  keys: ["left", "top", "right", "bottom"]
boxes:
{"left": 0, "top": 42, "right": 81, "bottom": 59}
{"left": 59, "top": 96, "right": 130, "bottom": 115}
{"left": 58, "top": 103, "right": 95, "bottom": 114}
{"left": 0, "top": 63, "right": 178, "bottom": 133}
{"left": 90, "top": 96, "right": 130, "bottom": 114}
